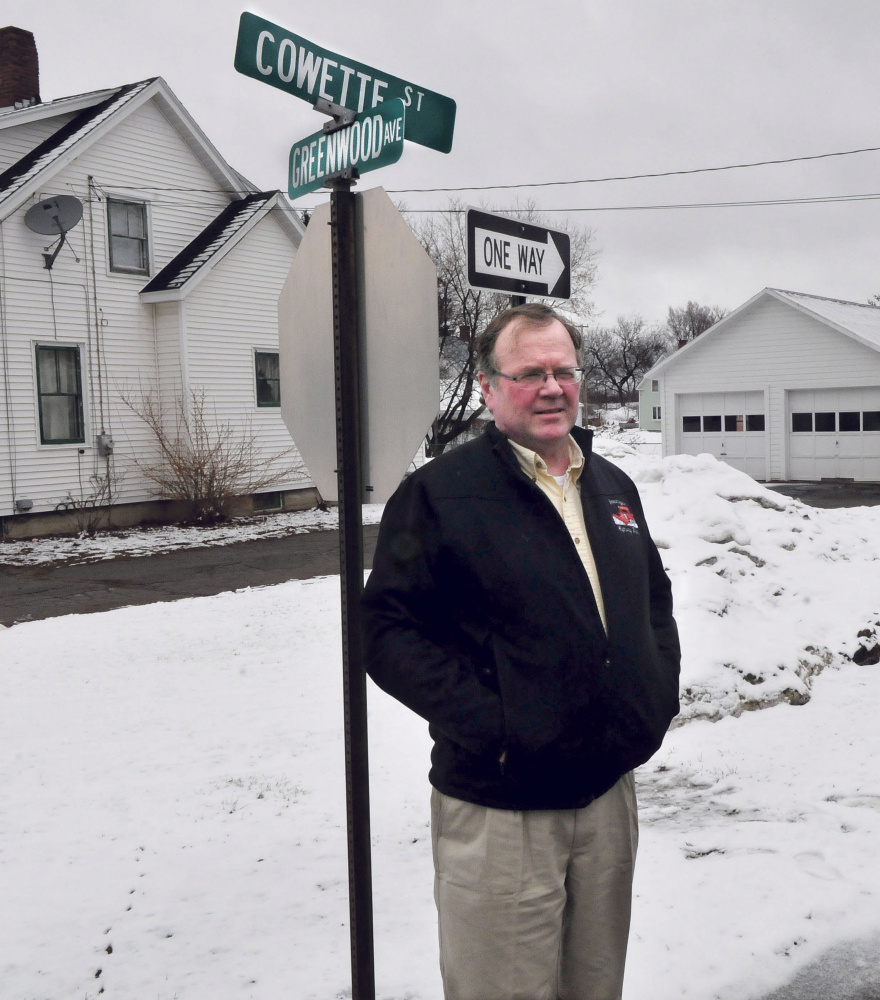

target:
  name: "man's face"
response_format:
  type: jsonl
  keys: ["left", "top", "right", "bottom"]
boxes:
{"left": 478, "top": 318, "right": 580, "bottom": 460}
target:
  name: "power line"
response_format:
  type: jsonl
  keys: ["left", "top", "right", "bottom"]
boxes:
{"left": 397, "top": 191, "right": 880, "bottom": 214}
{"left": 386, "top": 144, "right": 880, "bottom": 195}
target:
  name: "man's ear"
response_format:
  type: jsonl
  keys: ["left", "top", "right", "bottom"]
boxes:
{"left": 477, "top": 371, "right": 494, "bottom": 408}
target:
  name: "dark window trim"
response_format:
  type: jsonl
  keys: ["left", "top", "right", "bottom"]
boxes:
{"left": 255, "top": 350, "right": 281, "bottom": 407}
{"left": 107, "top": 198, "right": 150, "bottom": 275}
{"left": 35, "top": 344, "right": 85, "bottom": 445}
{"left": 745, "top": 414, "right": 765, "bottom": 432}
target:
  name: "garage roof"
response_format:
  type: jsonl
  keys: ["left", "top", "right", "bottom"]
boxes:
{"left": 771, "top": 289, "right": 880, "bottom": 351}
{"left": 645, "top": 287, "right": 880, "bottom": 382}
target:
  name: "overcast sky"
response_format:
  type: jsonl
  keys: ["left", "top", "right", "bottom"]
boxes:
{"left": 7, "top": 0, "right": 880, "bottom": 325}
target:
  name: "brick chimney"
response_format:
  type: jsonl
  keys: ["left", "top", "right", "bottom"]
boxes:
{"left": 0, "top": 27, "right": 40, "bottom": 109}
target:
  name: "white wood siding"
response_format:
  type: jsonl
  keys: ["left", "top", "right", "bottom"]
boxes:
{"left": 0, "top": 113, "right": 77, "bottom": 171}
{"left": 0, "top": 95, "right": 291, "bottom": 517}
{"left": 182, "top": 212, "right": 311, "bottom": 490}
{"left": 660, "top": 296, "right": 880, "bottom": 480}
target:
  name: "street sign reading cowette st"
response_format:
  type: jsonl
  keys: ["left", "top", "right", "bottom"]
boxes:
{"left": 235, "top": 11, "right": 456, "bottom": 154}
{"left": 466, "top": 208, "right": 571, "bottom": 300}
{"left": 289, "top": 100, "right": 405, "bottom": 200}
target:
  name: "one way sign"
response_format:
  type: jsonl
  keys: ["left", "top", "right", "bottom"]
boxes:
{"left": 466, "top": 208, "right": 571, "bottom": 300}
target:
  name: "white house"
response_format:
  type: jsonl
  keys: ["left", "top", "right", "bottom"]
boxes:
{"left": 0, "top": 27, "right": 311, "bottom": 538}
{"left": 645, "top": 287, "right": 880, "bottom": 482}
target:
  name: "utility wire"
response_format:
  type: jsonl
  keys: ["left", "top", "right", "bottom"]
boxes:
{"left": 398, "top": 191, "right": 880, "bottom": 214}
{"left": 90, "top": 142, "right": 880, "bottom": 199}
{"left": 386, "top": 144, "right": 880, "bottom": 194}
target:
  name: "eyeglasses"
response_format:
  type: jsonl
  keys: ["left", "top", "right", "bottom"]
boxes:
{"left": 492, "top": 367, "right": 584, "bottom": 387}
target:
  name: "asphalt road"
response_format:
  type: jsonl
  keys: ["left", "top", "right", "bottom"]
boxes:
{"left": 0, "top": 524, "right": 380, "bottom": 628}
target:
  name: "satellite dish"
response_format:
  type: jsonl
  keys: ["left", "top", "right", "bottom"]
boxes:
{"left": 24, "top": 195, "right": 84, "bottom": 269}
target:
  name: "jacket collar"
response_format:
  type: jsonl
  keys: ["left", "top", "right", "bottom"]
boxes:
{"left": 485, "top": 422, "right": 595, "bottom": 476}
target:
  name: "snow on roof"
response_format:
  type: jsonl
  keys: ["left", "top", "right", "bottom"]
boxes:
{"left": 769, "top": 287, "right": 880, "bottom": 351}
{"left": 647, "top": 286, "right": 880, "bottom": 379}
{"left": 0, "top": 80, "right": 154, "bottom": 206}
{"left": 0, "top": 84, "right": 125, "bottom": 126}
{"left": 141, "top": 192, "right": 278, "bottom": 295}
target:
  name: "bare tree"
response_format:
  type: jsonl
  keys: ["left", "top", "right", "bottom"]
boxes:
{"left": 666, "top": 300, "right": 727, "bottom": 344}
{"left": 121, "top": 387, "right": 302, "bottom": 524}
{"left": 582, "top": 316, "right": 669, "bottom": 407}
{"left": 406, "top": 199, "right": 598, "bottom": 455}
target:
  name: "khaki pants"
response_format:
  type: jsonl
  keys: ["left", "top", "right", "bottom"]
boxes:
{"left": 431, "top": 773, "right": 638, "bottom": 1000}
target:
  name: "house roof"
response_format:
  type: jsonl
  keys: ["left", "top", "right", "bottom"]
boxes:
{"left": 0, "top": 77, "right": 258, "bottom": 222}
{"left": 140, "top": 191, "right": 297, "bottom": 301}
{"left": 643, "top": 287, "right": 880, "bottom": 382}
{"left": 0, "top": 80, "right": 154, "bottom": 206}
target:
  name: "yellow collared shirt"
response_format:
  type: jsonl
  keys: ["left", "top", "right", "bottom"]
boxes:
{"left": 508, "top": 435, "right": 608, "bottom": 633}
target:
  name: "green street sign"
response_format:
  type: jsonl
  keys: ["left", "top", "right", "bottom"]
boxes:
{"left": 288, "top": 99, "right": 406, "bottom": 200}
{"left": 234, "top": 11, "right": 456, "bottom": 154}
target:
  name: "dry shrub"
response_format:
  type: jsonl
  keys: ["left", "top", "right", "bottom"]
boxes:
{"left": 122, "top": 387, "right": 302, "bottom": 524}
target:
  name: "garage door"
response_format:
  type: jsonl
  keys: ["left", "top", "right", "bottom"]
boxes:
{"left": 678, "top": 391, "right": 767, "bottom": 479}
{"left": 788, "top": 387, "right": 880, "bottom": 481}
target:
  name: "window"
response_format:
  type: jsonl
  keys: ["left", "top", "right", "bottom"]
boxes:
{"left": 864, "top": 411, "right": 880, "bottom": 431}
{"left": 746, "top": 414, "right": 765, "bottom": 431}
{"left": 253, "top": 491, "right": 283, "bottom": 511}
{"left": 725, "top": 414, "right": 744, "bottom": 432}
{"left": 682, "top": 416, "right": 701, "bottom": 432}
{"left": 651, "top": 380, "right": 659, "bottom": 392}
{"left": 255, "top": 351, "right": 280, "bottom": 406}
{"left": 839, "top": 411, "right": 861, "bottom": 432}
{"left": 108, "top": 199, "right": 149, "bottom": 274}
{"left": 814, "top": 412, "right": 836, "bottom": 432}
{"left": 36, "top": 345, "right": 84, "bottom": 444}
{"left": 703, "top": 415, "right": 721, "bottom": 432}
{"left": 792, "top": 412, "right": 812, "bottom": 432}
{"left": 652, "top": 405, "right": 661, "bottom": 420}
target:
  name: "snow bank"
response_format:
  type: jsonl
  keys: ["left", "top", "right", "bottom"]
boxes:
{"left": 593, "top": 440, "right": 880, "bottom": 720}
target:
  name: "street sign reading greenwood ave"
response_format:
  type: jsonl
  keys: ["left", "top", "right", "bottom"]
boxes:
{"left": 235, "top": 11, "right": 456, "bottom": 154}
{"left": 289, "top": 100, "right": 405, "bottom": 200}
{"left": 466, "top": 208, "right": 571, "bottom": 299}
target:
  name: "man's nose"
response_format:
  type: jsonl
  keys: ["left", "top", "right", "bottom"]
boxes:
{"left": 538, "top": 373, "right": 564, "bottom": 392}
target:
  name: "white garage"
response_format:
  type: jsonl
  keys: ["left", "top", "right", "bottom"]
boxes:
{"left": 646, "top": 288, "right": 880, "bottom": 482}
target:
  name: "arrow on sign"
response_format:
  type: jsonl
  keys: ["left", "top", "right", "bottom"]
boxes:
{"left": 466, "top": 209, "right": 571, "bottom": 299}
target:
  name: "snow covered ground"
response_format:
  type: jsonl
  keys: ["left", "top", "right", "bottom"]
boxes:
{"left": 0, "top": 505, "right": 388, "bottom": 568}
{"left": 2, "top": 442, "right": 879, "bottom": 999}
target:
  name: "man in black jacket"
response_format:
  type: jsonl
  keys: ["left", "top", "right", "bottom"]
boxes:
{"left": 362, "top": 303, "right": 680, "bottom": 1000}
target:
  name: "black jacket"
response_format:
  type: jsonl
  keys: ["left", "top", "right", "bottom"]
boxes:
{"left": 361, "top": 424, "right": 680, "bottom": 810}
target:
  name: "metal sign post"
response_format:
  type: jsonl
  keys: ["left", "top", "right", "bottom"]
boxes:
{"left": 329, "top": 174, "right": 375, "bottom": 1000}
{"left": 240, "top": 17, "right": 449, "bottom": 997}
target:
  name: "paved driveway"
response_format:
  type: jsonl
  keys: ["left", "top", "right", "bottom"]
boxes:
{"left": 766, "top": 481, "right": 880, "bottom": 508}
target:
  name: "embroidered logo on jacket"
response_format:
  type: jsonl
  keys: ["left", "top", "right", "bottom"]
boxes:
{"left": 609, "top": 500, "right": 639, "bottom": 533}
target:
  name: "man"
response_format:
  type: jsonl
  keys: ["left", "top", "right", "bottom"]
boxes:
{"left": 362, "top": 303, "right": 680, "bottom": 1000}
